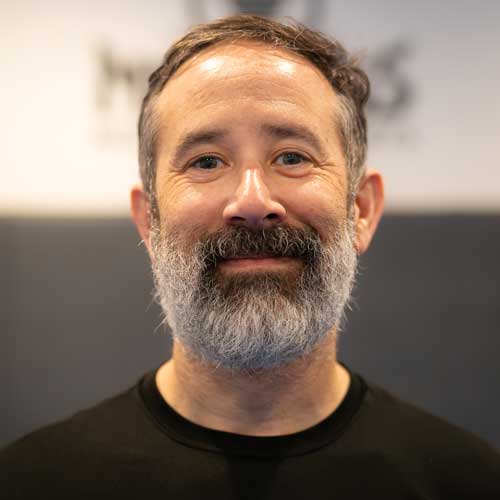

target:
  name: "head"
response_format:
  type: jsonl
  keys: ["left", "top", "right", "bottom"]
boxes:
{"left": 131, "top": 15, "right": 384, "bottom": 373}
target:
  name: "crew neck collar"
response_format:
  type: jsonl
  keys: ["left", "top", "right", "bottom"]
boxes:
{"left": 138, "top": 362, "right": 366, "bottom": 458}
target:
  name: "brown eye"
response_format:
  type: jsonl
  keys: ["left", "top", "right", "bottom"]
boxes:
{"left": 191, "top": 156, "right": 223, "bottom": 170}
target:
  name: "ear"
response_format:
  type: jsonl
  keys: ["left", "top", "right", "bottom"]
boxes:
{"left": 352, "top": 169, "right": 384, "bottom": 255}
{"left": 130, "top": 184, "right": 154, "bottom": 258}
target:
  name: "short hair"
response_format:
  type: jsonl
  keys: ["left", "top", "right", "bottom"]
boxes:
{"left": 138, "top": 14, "right": 370, "bottom": 219}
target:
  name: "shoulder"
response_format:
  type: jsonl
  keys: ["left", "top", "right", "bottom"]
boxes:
{"left": 360, "top": 379, "right": 497, "bottom": 450}
{"left": 0, "top": 383, "right": 151, "bottom": 497}
{"left": 351, "top": 376, "right": 500, "bottom": 494}
{"left": 2, "top": 384, "right": 143, "bottom": 451}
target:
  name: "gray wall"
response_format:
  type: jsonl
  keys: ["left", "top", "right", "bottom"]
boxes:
{"left": 2, "top": 215, "right": 499, "bottom": 450}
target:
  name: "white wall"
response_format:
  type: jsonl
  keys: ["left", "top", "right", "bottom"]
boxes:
{"left": 1, "top": 0, "right": 499, "bottom": 215}
{"left": 319, "top": 0, "right": 500, "bottom": 212}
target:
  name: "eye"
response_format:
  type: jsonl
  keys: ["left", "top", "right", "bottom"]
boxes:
{"left": 274, "top": 152, "right": 311, "bottom": 167}
{"left": 189, "top": 155, "right": 224, "bottom": 170}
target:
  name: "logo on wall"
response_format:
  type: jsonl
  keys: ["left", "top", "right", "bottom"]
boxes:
{"left": 94, "top": 46, "right": 154, "bottom": 144}
{"left": 233, "top": 0, "right": 283, "bottom": 16}
{"left": 365, "top": 40, "right": 415, "bottom": 142}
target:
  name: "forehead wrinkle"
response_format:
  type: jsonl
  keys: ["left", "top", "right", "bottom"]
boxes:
{"left": 187, "top": 72, "right": 324, "bottom": 109}
{"left": 162, "top": 49, "right": 336, "bottom": 115}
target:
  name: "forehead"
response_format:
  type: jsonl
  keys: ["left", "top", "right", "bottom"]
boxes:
{"left": 155, "top": 41, "right": 341, "bottom": 148}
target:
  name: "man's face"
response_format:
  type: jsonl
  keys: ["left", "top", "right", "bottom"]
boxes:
{"left": 148, "top": 42, "right": 358, "bottom": 372}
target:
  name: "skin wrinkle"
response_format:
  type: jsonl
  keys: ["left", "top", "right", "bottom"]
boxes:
{"left": 158, "top": 146, "right": 347, "bottom": 233}
{"left": 156, "top": 128, "right": 346, "bottom": 222}
{"left": 156, "top": 99, "right": 342, "bottom": 173}
{"left": 168, "top": 122, "right": 333, "bottom": 172}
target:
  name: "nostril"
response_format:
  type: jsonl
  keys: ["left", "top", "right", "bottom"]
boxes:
{"left": 230, "top": 216, "right": 246, "bottom": 223}
{"left": 266, "top": 213, "right": 280, "bottom": 221}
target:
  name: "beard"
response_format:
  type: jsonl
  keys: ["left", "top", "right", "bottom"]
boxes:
{"left": 149, "top": 216, "right": 358, "bottom": 373}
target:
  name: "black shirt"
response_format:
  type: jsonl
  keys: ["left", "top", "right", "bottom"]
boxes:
{"left": 2, "top": 365, "right": 500, "bottom": 499}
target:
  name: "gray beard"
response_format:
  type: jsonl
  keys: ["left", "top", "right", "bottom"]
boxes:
{"left": 149, "top": 218, "right": 358, "bottom": 373}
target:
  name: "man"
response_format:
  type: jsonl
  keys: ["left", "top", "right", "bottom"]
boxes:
{"left": 2, "top": 14, "right": 500, "bottom": 499}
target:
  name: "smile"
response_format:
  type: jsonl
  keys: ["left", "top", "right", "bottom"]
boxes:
{"left": 219, "top": 256, "right": 299, "bottom": 269}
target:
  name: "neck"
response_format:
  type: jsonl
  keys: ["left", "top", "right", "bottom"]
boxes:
{"left": 155, "top": 331, "right": 350, "bottom": 436}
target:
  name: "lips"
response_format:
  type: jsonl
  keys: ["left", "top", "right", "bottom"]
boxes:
{"left": 224, "top": 254, "right": 279, "bottom": 260}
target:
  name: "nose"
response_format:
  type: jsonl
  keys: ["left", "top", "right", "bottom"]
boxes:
{"left": 222, "top": 168, "right": 286, "bottom": 229}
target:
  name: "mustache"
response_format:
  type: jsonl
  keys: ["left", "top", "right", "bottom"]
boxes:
{"left": 197, "top": 224, "right": 323, "bottom": 267}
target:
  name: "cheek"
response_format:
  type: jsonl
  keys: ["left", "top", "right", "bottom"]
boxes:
{"left": 159, "top": 182, "right": 224, "bottom": 236}
{"left": 287, "top": 179, "right": 348, "bottom": 236}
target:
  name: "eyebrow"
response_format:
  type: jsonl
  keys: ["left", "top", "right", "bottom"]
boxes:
{"left": 169, "top": 122, "right": 328, "bottom": 168}
{"left": 170, "top": 129, "right": 227, "bottom": 168}
{"left": 260, "top": 123, "right": 328, "bottom": 159}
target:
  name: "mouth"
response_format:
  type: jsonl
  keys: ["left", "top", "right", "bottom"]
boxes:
{"left": 219, "top": 255, "right": 300, "bottom": 270}
{"left": 223, "top": 253, "right": 278, "bottom": 260}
